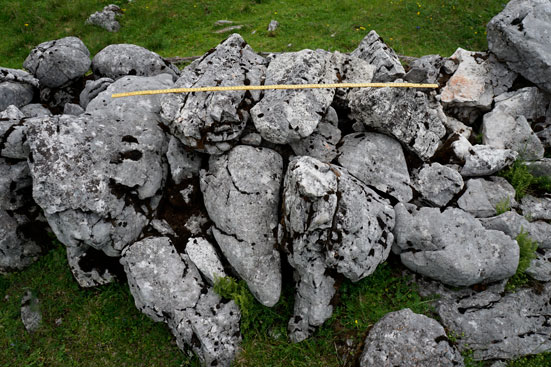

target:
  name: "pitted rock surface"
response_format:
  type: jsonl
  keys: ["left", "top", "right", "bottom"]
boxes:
{"left": 435, "top": 282, "right": 551, "bottom": 360}
{"left": 487, "top": 0, "right": 551, "bottom": 93}
{"left": 337, "top": 132, "right": 412, "bottom": 203}
{"left": 331, "top": 51, "right": 375, "bottom": 109}
{"left": 86, "top": 4, "right": 122, "bottom": 32}
{"left": 289, "top": 106, "right": 341, "bottom": 163}
{"left": 200, "top": 145, "right": 282, "bottom": 306}
{"left": 92, "top": 44, "right": 179, "bottom": 81}
{"left": 404, "top": 54, "right": 444, "bottom": 84}
{"left": 457, "top": 177, "right": 517, "bottom": 218}
{"left": 86, "top": 74, "right": 174, "bottom": 114}
{"left": 520, "top": 195, "right": 551, "bottom": 221}
{"left": 350, "top": 30, "right": 405, "bottom": 82}
{"left": 0, "top": 68, "right": 38, "bottom": 111}
{"left": 166, "top": 136, "right": 203, "bottom": 184}
{"left": 413, "top": 163, "right": 463, "bottom": 207}
{"left": 359, "top": 308, "right": 464, "bottom": 367}
{"left": 26, "top": 108, "right": 167, "bottom": 257}
{"left": 282, "top": 156, "right": 395, "bottom": 342}
{"left": 162, "top": 34, "right": 265, "bottom": 154}
{"left": 66, "top": 243, "right": 117, "bottom": 287}
{"left": 79, "top": 77, "right": 114, "bottom": 109}
{"left": 480, "top": 210, "right": 551, "bottom": 249}
{"left": 393, "top": 203, "right": 519, "bottom": 287}
{"left": 452, "top": 136, "right": 518, "bottom": 177}
{"left": 23, "top": 36, "right": 91, "bottom": 88}
{"left": 250, "top": 49, "right": 337, "bottom": 144}
{"left": 121, "top": 236, "right": 241, "bottom": 366}
{"left": 348, "top": 82, "right": 447, "bottom": 161}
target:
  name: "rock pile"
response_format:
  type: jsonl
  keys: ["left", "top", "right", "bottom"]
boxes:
{"left": 1, "top": 0, "right": 551, "bottom": 365}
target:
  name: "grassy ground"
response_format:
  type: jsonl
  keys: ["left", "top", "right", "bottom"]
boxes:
{"left": 1, "top": 0, "right": 506, "bottom": 69}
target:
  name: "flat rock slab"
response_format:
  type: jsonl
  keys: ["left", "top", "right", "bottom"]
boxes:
{"left": 393, "top": 204, "right": 519, "bottom": 287}
{"left": 24, "top": 36, "right": 91, "bottom": 88}
{"left": 92, "top": 43, "right": 179, "bottom": 81}
{"left": 348, "top": 82, "right": 447, "bottom": 161}
{"left": 282, "top": 156, "right": 395, "bottom": 342}
{"left": 200, "top": 145, "right": 283, "bottom": 307}
{"left": 487, "top": 0, "right": 551, "bottom": 93}
{"left": 360, "top": 308, "right": 464, "bottom": 367}
{"left": 162, "top": 34, "right": 265, "bottom": 154}
{"left": 337, "top": 132, "right": 412, "bottom": 203}
{"left": 26, "top": 108, "right": 168, "bottom": 257}
{"left": 251, "top": 49, "right": 337, "bottom": 144}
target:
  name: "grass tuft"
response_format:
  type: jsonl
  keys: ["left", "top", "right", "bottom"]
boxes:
{"left": 499, "top": 160, "right": 551, "bottom": 200}
{"left": 505, "top": 229, "right": 538, "bottom": 292}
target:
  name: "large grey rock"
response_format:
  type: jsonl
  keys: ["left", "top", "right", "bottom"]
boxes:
{"left": 79, "top": 77, "right": 114, "bottom": 109}
{"left": 480, "top": 210, "right": 551, "bottom": 249}
{"left": 404, "top": 54, "right": 444, "bottom": 84}
{"left": 526, "top": 248, "right": 551, "bottom": 281}
{"left": 86, "top": 4, "right": 122, "bottom": 32}
{"left": 66, "top": 243, "right": 117, "bottom": 287}
{"left": 520, "top": 195, "right": 551, "bottom": 221}
{"left": 121, "top": 236, "right": 241, "bottom": 366}
{"left": 20, "top": 104, "right": 51, "bottom": 118}
{"left": 348, "top": 82, "right": 447, "bottom": 161}
{"left": 86, "top": 74, "right": 174, "bottom": 114}
{"left": 525, "top": 158, "right": 551, "bottom": 178}
{"left": 185, "top": 237, "right": 226, "bottom": 285}
{"left": 162, "top": 34, "right": 265, "bottom": 154}
{"left": 436, "top": 282, "right": 551, "bottom": 360}
{"left": 413, "top": 163, "right": 464, "bottom": 207}
{"left": 493, "top": 87, "right": 550, "bottom": 122}
{"left": 457, "top": 177, "right": 517, "bottom": 218}
{"left": 452, "top": 136, "right": 518, "bottom": 177}
{"left": 21, "top": 291, "right": 42, "bottom": 333}
{"left": 26, "top": 108, "right": 168, "bottom": 257}
{"left": 282, "top": 156, "right": 395, "bottom": 342}
{"left": 350, "top": 30, "right": 405, "bottom": 82}
{"left": 0, "top": 210, "right": 44, "bottom": 273}
{"left": 0, "top": 67, "right": 37, "bottom": 111}
{"left": 200, "top": 145, "right": 282, "bottom": 307}
{"left": 441, "top": 49, "right": 516, "bottom": 118}
{"left": 359, "top": 308, "right": 464, "bottom": 367}
{"left": 92, "top": 44, "right": 179, "bottom": 81}
{"left": 331, "top": 52, "right": 375, "bottom": 109}
{"left": 337, "top": 132, "right": 412, "bottom": 203}
{"left": 289, "top": 106, "right": 341, "bottom": 163}
{"left": 250, "top": 49, "right": 337, "bottom": 144}
{"left": 166, "top": 136, "right": 202, "bottom": 184}
{"left": 393, "top": 204, "right": 519, "bottom": 287}
{"left": 487, "top": 0, "right": 551, "bottom": 93}
{"left": 23, "top": 37, "right": 91, "bottom": 88}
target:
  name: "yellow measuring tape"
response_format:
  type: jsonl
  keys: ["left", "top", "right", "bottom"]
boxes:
{"left": 111, "top": 82, "right": 439, "bottom": 98}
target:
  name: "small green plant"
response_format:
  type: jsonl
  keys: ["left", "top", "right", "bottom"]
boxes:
{"left": 495, "top": 196, "right": 512, "bottom": 215}
{"left": 499, "top": 160, "right": 551, "bottom": 200}
{"left": 462, "top": 348, "right": 484, "bottom": 367}
{"left": 506, "top": 229, "right": 538, "bottom": 291}
{"left": 508, "top": 352, "right": 551, "bottom": 366}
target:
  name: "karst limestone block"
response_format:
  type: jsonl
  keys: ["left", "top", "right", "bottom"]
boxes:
{"left": 457, "top": 177, "right": 517, "bottom": 218}
{"left": 480, "top": 210, "right": 551, "bottom": 249}
{"left": 413, "top": 163, "right": 463, "bottom": 207}
{"left": 0, "top": 67, "right": 37, "bottom": 111}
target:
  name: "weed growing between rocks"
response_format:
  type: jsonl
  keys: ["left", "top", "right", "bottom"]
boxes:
{"left": 499, "top": 159, "right": 551, "bottom": 200}
{"left": 505, "top": 230, "right": 539, "bottom": 292}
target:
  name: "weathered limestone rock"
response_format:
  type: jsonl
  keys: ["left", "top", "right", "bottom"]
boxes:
{"left": 23, "top": 37, "right": 91, "bottom": 88}
{"left": 162, "top": 34, "right": 265, "bottom": 154}
{"left": 520, "top": 195, "right": 551, "bottom": 221}
{"left": 487, "top": 0, "right": 551, "bottom": 93}
{"left": 480, "top": 210, "right": 551, "bottom": 249}
{"left": 63, "top": 103, "right": 84, "bottom": 116}
{"left": 86, "top": 74, "right": 174, "bottom": 114}
{"left": 92, "top": 44, "right": 179, "bottom": 81}
{"left": 0, "top": 159, "right": 32, "bottom": 211}
{"left": 337, "top": 132, "right": 412, "bottom": 203}
{"left": 20, "top": 104, "right": 52, "bottom": 118}
{"left": 404, "top": 54, "right": 444, "bottom": 84}
{"left": 185, "top": 237, "right": 227, "bottom": 285}
{"left": 251, "top": 49, "right": 337, "bottom": 144}
{"left": 289, "top": 106, "right": 341, "bottom": 163}
{"left": 457, "top": 177, "right": 517, "bottom": 218}
{"left": 0, "top": 67, "right": 38, "bottom": 111}
{"left": 348, "top": 82, "right": 447, "bottom": 161}
{"left": 21, "top": 291, "right": 42, "bottom": 333}
{"left": 350, "top": 30, "right": 405, "bottom": 82}
{"left": 200, "top": 145, "right": 282, "bottom": 307}
{"left": 0, "top": 106, "right": 30, "bottom": 160}
{"left": 282, "top": 156, "right": 395, "bottom": 342}
{"left": 452, "top": 136, "right": 518, "bottom": 177}
{"left": 359, "top": 308, "right": 464, "bottom": 367}
{"left": 26, "top": 107, "right": 168, "bottom": 257}
{"left": 525, "top": 158, "right": 551, "bottom": 178}
{"left": 66, "top": 243, "right": 117, "bottom": 287}
{"left": 331, "top": 52, "right": 375, "bottom": 109}
{"left": 86, "top": 4, "right": 122, "bottom": 32}
{"left": 393, "top": 204, "right": 519, "bottom": 287}
{"left": 166, "top": 136, "right": 203, "bottom": 184}
{"left": 79, "top": 77, "right": 114, "bottom": 109}
{"left": 413, "top": 163, "right": 463, "bottom": 207}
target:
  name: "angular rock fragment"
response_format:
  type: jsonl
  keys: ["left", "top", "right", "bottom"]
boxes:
{"left": 413, "top": 163, "right": 463, "bottom": 207}
{"left": 0, "top": 67, "right": 38, "bottom": 111}
{"left": 63, "top": 103, "right": 84, "bottom": 116}
{"left": 251, "top": 49, "right": 337, "bottom": 144}
{"left": 166, "top": 136, "right": 203, "bottom": 184}
{"left": 457, "top": 177, "right": 517, "bottom": 218}
{"left": 487, "top": 0, "right": 551, "bottom": 93}
{"left": 404, "top": 54, "right": 444, "bottom": 84}
{"left": 348, "top": 82, "right": 447, "bottom": 160}
{"left": 79, "top": 77, "right": 114, "bottom": 109}
{"left": 86, "top": 4, "right": 122, "bottom": 32}
{"left": 121, "top": 236, "right": 241, "bottom": 366}
{"left": 23, "top": 36, "right": 91, "bottom": 88}
{"left": 0, "top": 210, "right": 44, "bottom": 273}
{"left": 26, "top": 108, "right": 168, "bottom": 257}
{"left": 480, "top": 210, "right": 551, "bottom": 249}
{"left": 282, "top": 156, "right": 395, "bottom": 342}
{"left": 350, "top": 30, "right": 405, "bottom": 82}
{"left": 393, "top": 203, "right": 519, "bottom": 287}
{"left": 525, "top": 158, "right": 551, "bottom": 178}
{"left": 162, "top": 34, "right": 265, "bottom": 154}
{"left": 452, "top": 136, "right": 518, "bottom": 177}
{"left": 200, "top": 145, "right": 282, "bottom": 306}
{"left": 0, "top": 159, "right": 32, "bottom": 211}
{"left": 359, "top": 308, "right": 464, "bottom": 367}
{"left": 86, "top": 74, "right": 174, "bottom": 114}
{"left": 0, "top": 107, "right": 30, "bottom": 160}
{"left": 185, "top": 237, "right": 226, "bottom": 285}
{"left": 20, "top": 104, "right": 51, "bottom": 118}
{"left": 21, "top": 291, "right": 42, "bottom": 333}
{"left": 331, "top": 51, "right": 375, "bottom": 109}
{"left": 289, "top": 106, "right": 341, "bottom": 163}
{"left": 92, "top": 44, "right": 179, "bottom": 81}
{"left": 520, "top": 195, "right": 551, "bottom": 221}
{"left": 337, "top": 132, "right": 412, "bottom": 203}
{"left": 526, "top": 248, "right": 551, "bottom": 282}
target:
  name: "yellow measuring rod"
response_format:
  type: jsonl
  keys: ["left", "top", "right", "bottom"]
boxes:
{"left": 111, "top": 82, "right": 439, "bottom": 98}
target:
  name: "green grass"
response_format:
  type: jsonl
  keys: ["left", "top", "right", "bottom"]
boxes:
{"left": 1, "top": 0, "right": 507, "bottom": 69}
{"left": 499, "top": 160, "right": 551, "bottom": 200}
{"left": 505, "top": 229, "right": 539, "bottom": 292}
{"left": 508, "top": 353, "right": 551, "bottom": 367}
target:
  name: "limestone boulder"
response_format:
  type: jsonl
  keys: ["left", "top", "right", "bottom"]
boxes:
{"left": 0, "top": 67, "right": 38, "bottom": 111}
